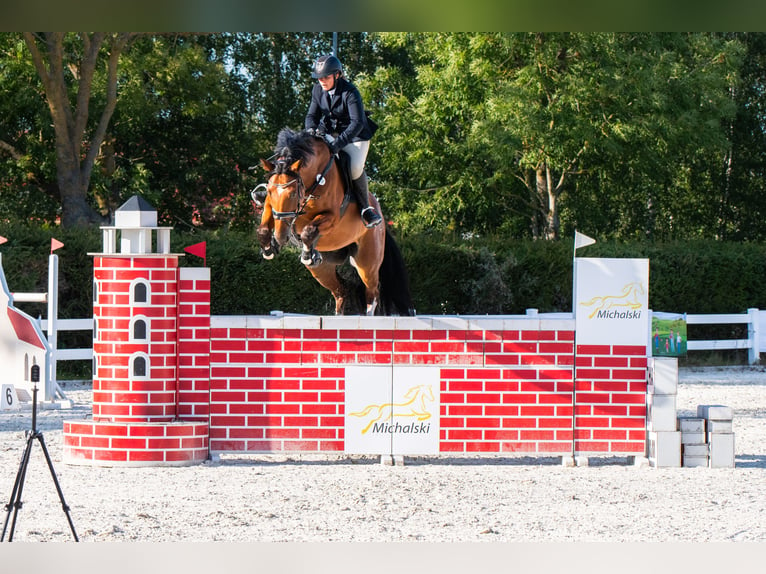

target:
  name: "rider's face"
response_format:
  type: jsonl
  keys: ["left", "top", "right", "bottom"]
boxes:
{"left": 318, "top": 73, "right": 336, "bottom": 91}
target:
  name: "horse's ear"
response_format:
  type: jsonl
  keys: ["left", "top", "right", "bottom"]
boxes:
{"left": 290, "top": 159, "right": 302, "bottom": 172}
{"left": 260, "top": 158, "right": 274, "bottom": 172}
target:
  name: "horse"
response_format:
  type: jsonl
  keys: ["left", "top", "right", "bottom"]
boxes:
{"left": 256, "top": 128, "right": 414, "bottom": 316}
{"left": 348, "top": 384, "right": 435, "bottom": 435}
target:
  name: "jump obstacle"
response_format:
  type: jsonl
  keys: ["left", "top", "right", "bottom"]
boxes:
{"left": 40, "top": 196, "right": 658, "bottom": 467}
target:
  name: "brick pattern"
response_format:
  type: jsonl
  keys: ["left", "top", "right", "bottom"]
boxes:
{"left": 92, "top": 256, "right": 179, "bottom": 423}
{"left": 574, "top": 344, "right": 648, "bottom": 453}
{"left": 207, "top": 315, "right": 645, "bottom": 456}
{"left": 177, "top": 268, "right": 211, "bottom": 421}
{"left": 66, "top": 255, "right": 210, "bottom": 467}
{"left": 63, "top": 420, "right": 208, "bottom": 466}
{"left": 209, "top": 318, "right": 345, "bottom": 453}
{"left": 76, "top": 254, "right": 649, "bottom": 464}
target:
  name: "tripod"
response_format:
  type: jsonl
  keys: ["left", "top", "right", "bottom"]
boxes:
{"left": 1, "top": 383, "right": 78, "bottom": 542}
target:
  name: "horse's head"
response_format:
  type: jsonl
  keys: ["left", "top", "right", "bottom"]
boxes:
{"left": 260, "top": 155, "right": 303, "bottom": 246}
{"left": 258, "top": 127, "right": 339, "bottom": 248}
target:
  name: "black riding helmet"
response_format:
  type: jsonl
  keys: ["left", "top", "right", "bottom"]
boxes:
{"left": 311, "top": 54, "right": 342, "bottom": 79}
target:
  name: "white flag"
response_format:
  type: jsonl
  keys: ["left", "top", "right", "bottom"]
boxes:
{"left": 574, "top": 230, "right": 596, "bottom": 250}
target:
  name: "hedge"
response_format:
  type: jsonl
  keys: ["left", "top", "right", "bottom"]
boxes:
{"left": 1, "top": 224, "right": 765, "bottom": 322}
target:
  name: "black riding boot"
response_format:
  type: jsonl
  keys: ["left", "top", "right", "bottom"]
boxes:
{"left": 352, "top": 172, "right": 382, "bottom": 228}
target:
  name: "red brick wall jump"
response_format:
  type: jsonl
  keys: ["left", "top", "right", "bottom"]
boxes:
{"left": 205, "top": 314, "right": 647, "bottom": 457}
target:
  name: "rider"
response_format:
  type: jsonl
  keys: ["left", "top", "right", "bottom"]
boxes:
{"left": 305, "top": 54, "right": 382, "bottom": 228}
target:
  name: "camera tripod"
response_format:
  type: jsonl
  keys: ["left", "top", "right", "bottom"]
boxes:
{"left": 1, "top": 383, "right": 78, "bottom": 542}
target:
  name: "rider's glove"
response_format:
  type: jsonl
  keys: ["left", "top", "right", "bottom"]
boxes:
{"left": 328, "top": 138, "right": 341, "bottom": 155}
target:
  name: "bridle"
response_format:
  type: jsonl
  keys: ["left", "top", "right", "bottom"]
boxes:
{"left": 266, "top": 153, "right": 335, "bottom": 221}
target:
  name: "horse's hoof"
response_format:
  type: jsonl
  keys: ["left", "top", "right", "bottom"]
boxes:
{"left": 262, "top": 251, "right": 275, "bottom": 260}
{"left": 301, "top": 250, "right": 323, "bottom": 267}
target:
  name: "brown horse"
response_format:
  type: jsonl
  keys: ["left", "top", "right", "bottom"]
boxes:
{"left": 256, "top": 128, "right": 414, "bottom": 316}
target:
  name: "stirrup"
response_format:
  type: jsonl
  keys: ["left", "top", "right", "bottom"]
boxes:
{"left": 361, "top": 207, "right": 382, "bottom": 228}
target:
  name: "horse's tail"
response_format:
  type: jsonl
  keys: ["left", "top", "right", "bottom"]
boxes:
{"left": 379, "top": 228, "right": 415, "bottom": 316}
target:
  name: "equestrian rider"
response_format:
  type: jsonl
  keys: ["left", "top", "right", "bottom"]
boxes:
{"left": 305, "top": 54, "right": 382, "bottom": 228}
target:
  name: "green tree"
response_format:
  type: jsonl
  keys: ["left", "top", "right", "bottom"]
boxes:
{"left": 0, "top": 34, "right": 65, "bottom": 222}
{"left": 105, "top": 34, "right": 256, "bottom": 230}
{"left": 366, "top": 33, "right": 742, "bottom": 241}
{"left": 23, "top": 32, "right": 136, "bottom": 227}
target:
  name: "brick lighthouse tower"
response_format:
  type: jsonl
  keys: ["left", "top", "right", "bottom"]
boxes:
{"left": 63, "top": 196, "right": 209, "bottom": 466}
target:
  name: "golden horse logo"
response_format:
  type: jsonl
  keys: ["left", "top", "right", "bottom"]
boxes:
{"left": 579, "top": 281, "right": 646, "bottom": 319}
{"left": 349, "top": 384, "right": 435, "bottom": 435}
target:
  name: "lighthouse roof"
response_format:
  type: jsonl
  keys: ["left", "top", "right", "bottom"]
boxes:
{"left": 115, "top": 195, "right": 157, "bottom": 228}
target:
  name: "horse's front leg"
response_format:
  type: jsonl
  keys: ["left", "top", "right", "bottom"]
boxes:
{"left": 257, "top": 224, "right": 279, "bottom": 260}
{"left": 257, "top": 205, "right": 280, "bottom": 260}
{"left": 298, "top": 213, "right": 335, "bottom": 268}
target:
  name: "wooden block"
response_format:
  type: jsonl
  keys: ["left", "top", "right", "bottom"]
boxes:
{"left": 678, "top": 417, "right": 705, "bottom": 433}
{"left": 697, "top": 404, "right": 733, "bottom": 421}
{"left": 683, "top": 455, "right": 709, "bottom": 468}
{"left": 648, "top": 357, "right": 678, "bottom": 395}
{"left": 648, "top": 431, "right": 681, "bottom": 468}
{"left": 681, "top": 431, "right": 706, "bottom": 445}
{"left": 648, "top": 394, "right": 677, "bottom": 432}
{"left": 709, "top": 433, "right": 735, "bottom": 468}
{"left": 707, "top": 419, "right": 733, "bottom": 434}
{"left": 683, "top": 443, "right": 709, "bottom": 457}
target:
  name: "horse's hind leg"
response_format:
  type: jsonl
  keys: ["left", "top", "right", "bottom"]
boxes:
{"left": 351, "top": 231, "right": 384, "bottom": 316}
{"left": 307, "top": 262, "right": 346, "bottom": 315}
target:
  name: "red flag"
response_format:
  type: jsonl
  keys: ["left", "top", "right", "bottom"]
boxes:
{"left": 0, "top": 236, "right": 7, "bottom": 245}
{"left": 184, "top": 241, "right": 207, "bottom": 266}
{"left": 51, "top": 238, "right": 64, "bottom": 253}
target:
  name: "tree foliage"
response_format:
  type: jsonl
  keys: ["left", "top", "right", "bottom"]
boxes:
{"left": 0, "top": 32, "right": 765, "bottom": 243}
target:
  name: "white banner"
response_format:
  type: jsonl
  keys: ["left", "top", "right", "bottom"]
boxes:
{"left": 575, "top": 257, "right": 650, "bottom": 346}
{"left": 345, "top": 366, "right": 440, "bottom": 455}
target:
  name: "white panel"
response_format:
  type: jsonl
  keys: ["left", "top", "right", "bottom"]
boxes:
{"left": 575, "top": 258, "right": 649, "bottom": 346}
{"left": 344, "top": 365, "right": 393, "bottom": 454}
{"left": 391, "top": 366, "right": 440, "bottom": 455}
{"left": 344, "top": 366, "right": 441, "bottom": 455}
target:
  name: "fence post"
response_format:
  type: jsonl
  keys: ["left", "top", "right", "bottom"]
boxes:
{"left": 47, "top": 253, "right": 59, "bottom": 401}
{"left": 748, "top": 308, "right": 760, "bottom": 365}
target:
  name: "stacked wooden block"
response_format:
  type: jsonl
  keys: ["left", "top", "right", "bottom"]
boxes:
{"left": 646, "top": 357, "right": 736, "bottom": 468}
{"left": 698, "top": 404, "right": 735, "bottom": 468}
{"left": 647, "top": 357, "right": 681, "bottom": 467}
{"left": 677, "top": 406, "right": 735, "bottom": 468}
{"left": 678, "top": 415, "right": 708, "bottom": 467}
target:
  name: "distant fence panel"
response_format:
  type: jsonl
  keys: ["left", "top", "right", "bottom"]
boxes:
{"left": 682, "top": 308, "right": 760, "bottom": 364}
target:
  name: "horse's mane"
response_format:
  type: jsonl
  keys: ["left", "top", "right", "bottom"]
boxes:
{"left": 274, "top": 128, "right": 318, "bottom": 168}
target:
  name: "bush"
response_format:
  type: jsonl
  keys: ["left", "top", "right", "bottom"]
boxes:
{"left": 2, "top": 224, "right": 765, "bottom": 319}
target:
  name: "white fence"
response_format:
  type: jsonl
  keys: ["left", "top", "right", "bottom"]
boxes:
{"left": 40, "top": 310, "right": 764, "bottom": 379}
{"left": 16, "top": 296, "right": 766, "bottom": 401}
{"left": 676, "top": 308, "right": 761, "bottom": 364}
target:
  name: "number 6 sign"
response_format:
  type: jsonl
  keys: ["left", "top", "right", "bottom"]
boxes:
{"left": 1, "top": 384, "right": 19, "bottom": 411}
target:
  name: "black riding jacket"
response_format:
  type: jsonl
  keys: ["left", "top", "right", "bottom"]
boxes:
{"left": 305, "top": 77, "right": 377, "bottom": 149}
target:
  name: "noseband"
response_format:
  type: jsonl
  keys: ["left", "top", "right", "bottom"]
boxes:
{"left": 268, "top": 153, "right": 335, "bottom": 221}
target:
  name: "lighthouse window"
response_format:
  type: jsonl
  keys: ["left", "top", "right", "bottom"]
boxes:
{"left": 133, "top": 356, "right": 146, "bottom": 377}
{"left": 93, "top": 280, "right": 98, "bottom": 303}
{"left": 133, "top": 319, "right": 147, "bottom": 340}
{"left": 133, "top": 282, "right": 148, "bottom": 304}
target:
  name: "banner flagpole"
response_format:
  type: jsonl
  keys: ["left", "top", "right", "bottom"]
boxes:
{"left": 571, "top": 231, "right": 596, "bottom": 463}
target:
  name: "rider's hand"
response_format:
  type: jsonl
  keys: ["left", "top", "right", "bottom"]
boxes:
{"left": 328, "top": 138, "right": 341, "bottom": 155}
